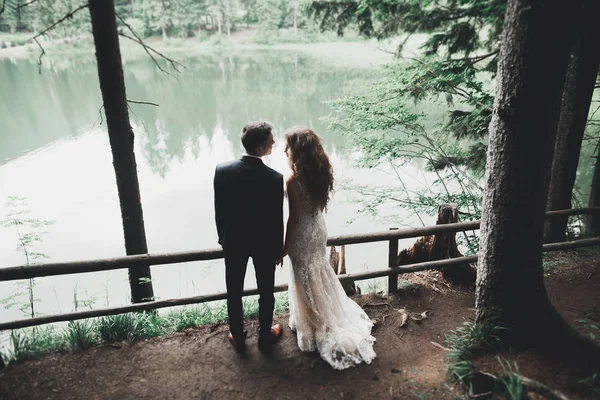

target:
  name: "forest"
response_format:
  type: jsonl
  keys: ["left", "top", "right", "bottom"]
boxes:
{"left": 0, "top": 0, "right": 599, "bottom": 398}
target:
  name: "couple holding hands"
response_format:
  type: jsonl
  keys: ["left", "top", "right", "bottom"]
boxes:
{"left": 214, "top": 122, "right": 376, "bottom": 370}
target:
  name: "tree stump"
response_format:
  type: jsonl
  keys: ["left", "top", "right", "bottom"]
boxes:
{"left": 397, "top": 204, "right": 476, "bottom": 283}
{"left": 329, "top": 245, "right": 358, "bottom": 295}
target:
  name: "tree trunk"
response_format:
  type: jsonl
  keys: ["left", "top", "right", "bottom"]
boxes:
{"left": 88, "top": 0, "right": 155, "bottom": 304}
{"left": 293, "top": 6, "right": 298, "bottom": 33}
{"left": 544, "top": 5, "right": 600, "bottom": 243}
{"left": 476, "top": 0, "right": 581, "bottom": 343}
{"left": 162, "top": 24, "right": 167, "bottom": 41}
{"left": 588, "top": 139, "right": 600, "bottom": 236}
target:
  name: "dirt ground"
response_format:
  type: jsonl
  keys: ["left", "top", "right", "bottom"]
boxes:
{"left": 0, "top": 250, "right": 598, "bottom": 400}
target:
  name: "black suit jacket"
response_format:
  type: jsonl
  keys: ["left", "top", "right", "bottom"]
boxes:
{"left": 214, "top": 156, "right": 284, "bottom": 259}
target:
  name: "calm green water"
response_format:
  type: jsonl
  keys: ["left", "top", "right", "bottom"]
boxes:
{"left": 0, "top": 44, "right": 595, "bottom": 329}
{"left": 0, "top": 46, "right": 420, "bottom": 325}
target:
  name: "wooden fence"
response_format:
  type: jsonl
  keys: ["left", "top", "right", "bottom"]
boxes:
{"left": 0, "top": 207, "right": 599, "bottom": 331}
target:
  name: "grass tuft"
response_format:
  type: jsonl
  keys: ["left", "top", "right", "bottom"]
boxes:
{"left": 97, "top": 313, "right": 147, "bottom": 343}
{"left": 4, "top": 294, "right": 291, "bottom": 362}
{"left": 397, "top": 279, "right": 420, "bottom": 295}
{"left": 65, "top": 320, "right": 99, "bottom": 351}
{"left": 9, "top": 327, "right": 67, "bottom": 363}
{"left": 445, "top": 321, "right": 506, "bottom": 384}
{"left": 496, "top": 357, "right": 523, "bottom": 400}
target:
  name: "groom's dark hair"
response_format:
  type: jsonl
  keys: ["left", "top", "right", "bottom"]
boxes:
{"left": 241, "top": 121, "right": 273, "bottom": 155}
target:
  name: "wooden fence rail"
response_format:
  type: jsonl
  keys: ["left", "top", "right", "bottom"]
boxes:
{"left": 0, "top": 207, "right": 599, "bottom": 331}
{"left": 2, "top": 207, "right": 598, "bottom": 282}
{"left": 1, "top": 238, "right": 599, "bottom": 331}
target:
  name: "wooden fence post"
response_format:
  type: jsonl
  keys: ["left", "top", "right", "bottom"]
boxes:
{"left": 388, "top": 228, "right": 399, "bottom": 294}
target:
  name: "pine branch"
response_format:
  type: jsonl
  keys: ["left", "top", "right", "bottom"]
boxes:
{"left": 409, "top": 56, "right": 493, "bottom": 113}
{"left": 29, "top": 3, "right": 89, "bottom": 74}
{"left": 32, "top": 37, "right": 45, "bottom": 74}
{"left": 446, "top": 50, "right": 498, "bottom": 64}
{"left": 16, "top": 0, "right": 39, "bottom": 10}
{"left": 115, "top": 12, "right": 185, "bottom": 76}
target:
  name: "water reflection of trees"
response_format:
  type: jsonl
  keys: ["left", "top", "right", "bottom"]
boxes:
{"left": 0, "top": 52, "right": 370, "bottom": 174}
{"left": 124, "top": 51, "right": 370, "bottom": 176}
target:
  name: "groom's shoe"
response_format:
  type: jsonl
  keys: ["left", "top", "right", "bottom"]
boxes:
{"left": 228, "top": 328, "right": 248, "bottom": 354}
{"left": 257, "top": 324, "right": 282, "bottom": 353}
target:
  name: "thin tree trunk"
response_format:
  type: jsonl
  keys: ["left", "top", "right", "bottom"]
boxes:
{"left": 476, "top": 0, "right": 580, "bottom": 343}
{"left": 88, "top": 0, "right": 155, "bottom": 304}
{"left": 293, "top": 6, "right": 298, "bottom": 33}
{"left": 544, "top": 6, "right": 600, "bottom": 243}
{"left": 162, "top": 24, "right": 167, "bottom": 41}
{"left": 588, "top": 139, "right": 600, "bottom": 236}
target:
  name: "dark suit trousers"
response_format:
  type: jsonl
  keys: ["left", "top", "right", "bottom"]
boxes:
{"left": 224, "top": 251, "right": 276, "bottom": 338}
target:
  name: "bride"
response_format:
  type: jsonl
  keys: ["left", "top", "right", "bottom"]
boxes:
{"left": 277, "top": 126, "right": 376, "bottom": 370}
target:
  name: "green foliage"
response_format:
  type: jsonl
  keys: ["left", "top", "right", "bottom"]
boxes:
{"left": 577, "top": 372, "right": 600, "bottom": 398}
{"left": 496, "top": 357, "right": 523, "bottom": 400}
{"left": 327, "top": 58, "right": 486, "bottom": 229}
{"left": 9, "top": 327, "right": 67, "bottom": 363}
{"left": 2, "top": 294, "right": 290, "bottom": 363}
{"left": 310, "top": 0, "right": 508, "bottom": 229}
{"left": 309, "top": 0, "right": 506, "bottom": 54}
{"left": 26, "top": 0, "right": 90, "bottom": 39}
{"left": 65, "top": 320, "right": 99, "bottom": 351}
{"left": 445, "top": 321, "right": 505, "bottom": 384}
{"left": 542, "top": 259, "right": 561, "bottom": 273}
{"left": 397, "top": 279, "right": 419, "bottom": 295}
{"left": 573, "top": 318, "right": 599, "bottom": 345}
{"left": 1, "top": 195, "right": 55, "bottom": 318}
{"left": 255, "top": 0, "right": 280, "bottom": 38}
{"left": 141, "top": 0, "right": 173, "bottom": 37}
{"left": 362, "top": 277, "right": 385, "bottom": 294}
{"left": 97, "top": 313, "right": 149, "bottom": 343}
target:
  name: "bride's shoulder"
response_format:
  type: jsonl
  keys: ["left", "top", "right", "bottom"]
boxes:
{"left": 286, "top": 176, "right": 302, "bottom": 195}
{"left": 286, "top": 175, "right": 299, "bottom": 187}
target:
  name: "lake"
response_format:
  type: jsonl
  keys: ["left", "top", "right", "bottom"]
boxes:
{"left": 0, "top": 41, "right": 594, "bottom": 331}
{"left": 0, "top": 43, "right": 435, "bottom": 327}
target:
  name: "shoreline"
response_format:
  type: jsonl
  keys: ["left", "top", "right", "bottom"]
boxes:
{"left": 0, "top": 27, "right": 412, "bottom": 68}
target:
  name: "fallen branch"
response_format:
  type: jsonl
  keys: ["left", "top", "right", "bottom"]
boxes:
{"left": 204, "top": 329, "right": 225, "bottom": 343}
{"left": 362, "top": 302, "right": 391, "bottom": 308}
{"left": 498, "top": 372, "right": 571, "bottom": 400}
{"left": 430, "top": 341, "right": 449, "bottom": 351}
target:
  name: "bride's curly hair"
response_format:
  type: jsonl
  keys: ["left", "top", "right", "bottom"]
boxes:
{"left": 284, "top": 126, "right": 334, "bottom": 211}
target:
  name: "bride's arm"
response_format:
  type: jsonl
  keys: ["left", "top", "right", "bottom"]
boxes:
{"left": 281, "top": 177, "right": 301, "bottom": 260}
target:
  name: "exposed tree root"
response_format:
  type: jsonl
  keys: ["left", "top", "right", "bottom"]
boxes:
{"left": 470, "top": 370, "right": 571, "bottom": 400}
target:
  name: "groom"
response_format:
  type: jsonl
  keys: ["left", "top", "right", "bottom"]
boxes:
{"left": 213, "top": 121, "right": 284, "bottom": 354}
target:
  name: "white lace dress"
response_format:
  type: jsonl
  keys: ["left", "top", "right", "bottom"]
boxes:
{"left": 287, "top": 183, "right": 376, "bottom": 370}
